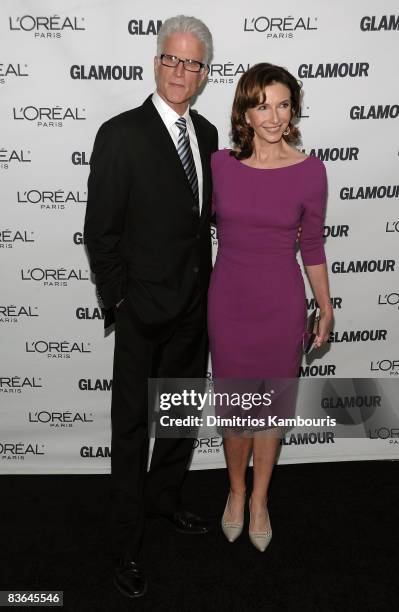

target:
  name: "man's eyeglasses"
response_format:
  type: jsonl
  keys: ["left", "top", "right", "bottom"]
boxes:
{"left": 160, "top": 54, "right": 208, "bottom": 73}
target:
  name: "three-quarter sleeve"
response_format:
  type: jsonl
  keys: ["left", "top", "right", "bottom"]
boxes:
{"left": 300, "top": 160, "right": 327, "bottom": 266}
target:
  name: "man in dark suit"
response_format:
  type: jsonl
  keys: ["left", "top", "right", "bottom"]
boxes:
{"left": 84, "top": 15, "right": 218, "bottom": 598}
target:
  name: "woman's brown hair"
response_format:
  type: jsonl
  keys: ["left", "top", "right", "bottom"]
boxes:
{"left": 231, "top": 62, "right": 302, "bottom": 160}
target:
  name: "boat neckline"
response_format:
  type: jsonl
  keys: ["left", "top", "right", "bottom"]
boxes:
{"left": 232, "top": 153, "right": 312, "bottom": 171}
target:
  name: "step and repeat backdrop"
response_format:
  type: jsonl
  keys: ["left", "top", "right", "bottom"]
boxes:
{"left": 1, "top": 0, "right": 398, "bottom": 472}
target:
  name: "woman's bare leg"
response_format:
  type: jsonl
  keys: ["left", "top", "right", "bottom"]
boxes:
{"left": 222, "top": 435, "right": 252, "bottom": 521}
{"left": 250, "top": 435, "right": 280, "bottom": 531}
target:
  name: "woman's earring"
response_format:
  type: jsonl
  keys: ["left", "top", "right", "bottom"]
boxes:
{"left": 283, "top": 126, "right": 291, "bottom": 136}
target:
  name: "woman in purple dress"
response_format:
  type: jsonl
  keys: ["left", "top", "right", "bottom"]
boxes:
{"left": 208, "top": 63, "right": 333, "bottom": 551}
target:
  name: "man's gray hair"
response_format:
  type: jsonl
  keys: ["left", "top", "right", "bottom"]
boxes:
{"left": 157, "top": 15, "right": 213, "bottom": 66}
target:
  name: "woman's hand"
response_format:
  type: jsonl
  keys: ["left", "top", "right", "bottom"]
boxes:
{"left": 304, "top": 263, "right": 333, "bottom": 350}
{"left": 314, "top": 306, "right": 333, "bottom": 348}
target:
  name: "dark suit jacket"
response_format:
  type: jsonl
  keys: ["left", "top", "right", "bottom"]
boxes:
{"left": 84, "top": 95, "right": 218, "bottom": 328}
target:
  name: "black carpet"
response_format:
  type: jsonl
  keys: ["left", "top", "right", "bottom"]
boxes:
{"left": 1, "top": 461, "right": 397, "bottom": 611}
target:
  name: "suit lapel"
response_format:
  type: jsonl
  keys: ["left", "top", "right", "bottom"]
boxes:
{"left": 141, "top": 96, "right": 196, "bottom": 202}
{"left": 190, "top": 110, "right": 211, "bottom": 220}
{"left": 141, "top": 96, "right": 211, "bottom": 220}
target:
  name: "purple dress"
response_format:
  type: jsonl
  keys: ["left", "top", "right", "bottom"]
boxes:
{"left": 208, "top": 149, "right": 327, "bottom": 378}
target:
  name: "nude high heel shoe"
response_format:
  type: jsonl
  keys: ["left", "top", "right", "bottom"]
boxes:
{"left": 248, "top": 500, "right": 272, "bottom": 552}
{"left": 221, "top": 492, "right": 244, "bottom": 543}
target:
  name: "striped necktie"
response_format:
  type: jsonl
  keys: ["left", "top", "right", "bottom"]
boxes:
{"left": 175, "top": 117, "right": 199, "bottom": 203}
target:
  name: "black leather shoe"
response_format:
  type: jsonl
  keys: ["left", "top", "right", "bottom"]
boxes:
{"left": 113, "top": 559, "right": 147, "bottom": 599}
{"left": 167, "top": 509, "right": 212, "bottom": 534}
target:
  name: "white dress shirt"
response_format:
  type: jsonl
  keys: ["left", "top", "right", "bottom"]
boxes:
{"left": 152, "top": 91, "right": 203, "bottom": 214}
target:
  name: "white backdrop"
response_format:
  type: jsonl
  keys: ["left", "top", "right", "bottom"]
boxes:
{"left": 1, "top": 0, "right": 399, "bottom": 473}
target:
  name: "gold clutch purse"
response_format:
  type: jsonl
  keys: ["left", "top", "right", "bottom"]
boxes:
{"left": 302, "top": 308, "right": 320, "bottom": 354}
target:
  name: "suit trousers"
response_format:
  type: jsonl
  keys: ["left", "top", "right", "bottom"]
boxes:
{"left": 110, "top": 289, "right": 208, "bottom": 560}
